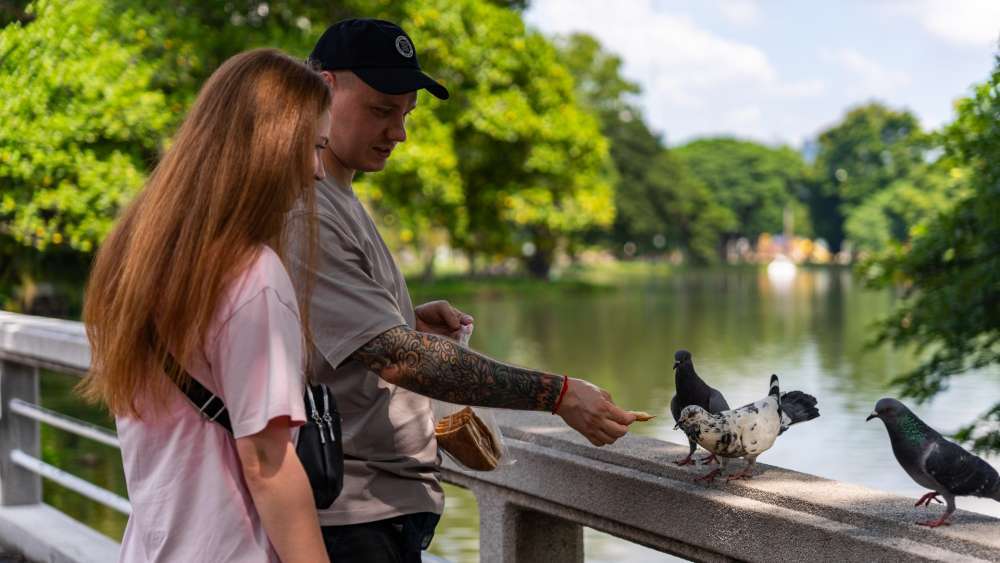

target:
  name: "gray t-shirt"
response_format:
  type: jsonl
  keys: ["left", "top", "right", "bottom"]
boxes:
{"left": 286, "top": 177, "right": 442, "bottom": 526}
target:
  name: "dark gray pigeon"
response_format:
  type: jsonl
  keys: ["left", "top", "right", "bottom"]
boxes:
{"left": 867, "top": 398, "right": 1000, "bottom": 527}
{"left": 670, "top": 350, "right": 729, "bottom": 466}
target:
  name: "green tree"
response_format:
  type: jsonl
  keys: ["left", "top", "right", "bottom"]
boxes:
{"left": 555, "top": 33, "right": 639, "bottom": 120}
{"left": 844, "top": 159, "right": 968, "bottom": 253}
{"left": 557, "top": 33, "right": 733, "bottom": 262}
{"left": 0, "top": 0, "right": 31, "bottom": 26}
{"left": 675, "top": 138, "right": 810, "bottom": 243}
{"left": 810, "top": 103, "right": 926, "bottom": 251}
{"left": 353, "top": 108, "right": 466, "bottom": 280}
{"left": 346, "top": 0, "right": 615, "bottom": 278}
{"left": 862, "top": 55, "right": 1000, "bottom": 454}
{"left": 3, "top": 0, "right": 609, "bottom": 301}
{"left": 0, "top": 0, "right": 175, "bottom": 312}
{"left": 0, "top": 0, "right": 337, "bottom": 311}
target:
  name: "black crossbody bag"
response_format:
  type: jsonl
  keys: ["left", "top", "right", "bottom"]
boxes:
{"left": 165, "top": 354, "right": 344, "bottom": 509}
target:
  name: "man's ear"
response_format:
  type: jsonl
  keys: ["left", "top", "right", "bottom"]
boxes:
{"left": 320, "top": 70, "right": 337, "bottom": 92}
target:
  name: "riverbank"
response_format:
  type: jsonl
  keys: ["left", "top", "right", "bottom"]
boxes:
{"left": 406, "top": 260, "right": 676, "bottom": 298}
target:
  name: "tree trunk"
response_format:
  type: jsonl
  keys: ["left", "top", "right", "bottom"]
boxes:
{"left": 523, "top": 229, "right": 556, "bottom": 279}
{"left": 525, "top": 250, "right": 552, "bottom": 279}
{"left": 421, "top": 246, "right": 436, "bottom": 282}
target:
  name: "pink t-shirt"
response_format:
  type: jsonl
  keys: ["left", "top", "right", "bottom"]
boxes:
{"left": 116, "top": 246, "right": 307, "bottom": 562}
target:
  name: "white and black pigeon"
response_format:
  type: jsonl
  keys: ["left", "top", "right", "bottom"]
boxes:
{"left": 670, "top": 350, "right": 730, "bottom": 466}
{"left": 867, "top": 397, "right": 1000, "bottom": 528}
{"left": 674, "top": 374, "right": 819, "bottom": 483}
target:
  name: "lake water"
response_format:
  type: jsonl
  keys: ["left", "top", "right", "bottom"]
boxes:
{"left": 39, "top": 266, "right": 1000, "bottom": 562}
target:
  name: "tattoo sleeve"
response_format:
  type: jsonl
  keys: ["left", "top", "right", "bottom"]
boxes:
{"left": 351, "top": 326, "right": 563, "bottom": 411}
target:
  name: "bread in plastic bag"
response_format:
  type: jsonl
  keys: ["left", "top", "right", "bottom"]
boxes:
{"left": 431, "top": 324, "right": 513, "bottom": 470}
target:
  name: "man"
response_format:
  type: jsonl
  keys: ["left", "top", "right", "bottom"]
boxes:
{"left": 291, "top": 18, "right": 636, "bottom": 562}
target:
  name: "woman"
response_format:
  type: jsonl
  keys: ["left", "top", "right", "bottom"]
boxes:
{"left": 80, "top": 49, "right": 331, "bottom": 562}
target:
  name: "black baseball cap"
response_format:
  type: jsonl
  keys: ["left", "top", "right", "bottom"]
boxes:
{"left": 309, "top": 18, "right": 449, "bottom": 100}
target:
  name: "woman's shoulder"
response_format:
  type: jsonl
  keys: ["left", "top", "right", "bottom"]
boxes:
{"left": 221, "top": 246, "right": 299, "bottom": 321}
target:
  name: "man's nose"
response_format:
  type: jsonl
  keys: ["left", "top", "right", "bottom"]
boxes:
{"left": 387, "top": 118, "right": 407, "bottom": 143}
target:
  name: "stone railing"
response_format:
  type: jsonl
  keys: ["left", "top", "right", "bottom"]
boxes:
{"left": 3, "top": 311, "right": 1000, "bottom": 562}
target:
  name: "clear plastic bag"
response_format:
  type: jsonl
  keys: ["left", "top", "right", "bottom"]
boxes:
{"left": 431, "top": 324, "right": 514, "bottom": 470}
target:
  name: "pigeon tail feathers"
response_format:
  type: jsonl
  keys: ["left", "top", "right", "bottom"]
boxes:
{"left": 769, "top": 374, "right": 780, "bottom": 399}
{"left": 780, "top": 391, "right": 820, "bottom": 425}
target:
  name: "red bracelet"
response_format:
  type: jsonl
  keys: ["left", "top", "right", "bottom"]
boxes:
{"left": 552, "top": 375, "right": 570, "bottom": 414}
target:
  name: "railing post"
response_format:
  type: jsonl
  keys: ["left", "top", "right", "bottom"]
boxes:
{"left": 474, "top": 489, "right": 583, "bottom": 563}
{"left": 0, "top": 359, "right": 41, "bottom": 505}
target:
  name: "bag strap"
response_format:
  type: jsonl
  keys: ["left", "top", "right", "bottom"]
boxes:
{"left": 164, "top": 352, "right": 235, "bottom": 435}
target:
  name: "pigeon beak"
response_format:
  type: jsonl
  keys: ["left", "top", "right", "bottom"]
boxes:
{"left": 865, "top": 412, "right": 878, "bottom": 422}
{"left": 672, "top": 423, "right": 680, "bottom": 430}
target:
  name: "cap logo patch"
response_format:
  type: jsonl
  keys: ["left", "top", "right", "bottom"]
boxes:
{"left": 395, "top": 35, "right": 414, "bottom": 58}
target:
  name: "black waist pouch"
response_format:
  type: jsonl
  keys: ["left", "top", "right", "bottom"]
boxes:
{"left": 167, "top": 354, "right": 344, "bottom": 509}
{"left": 297, "top": 383, "right": 344, "bottom": 508}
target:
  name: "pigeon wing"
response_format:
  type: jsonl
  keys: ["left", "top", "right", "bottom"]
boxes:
{"left": 670, "top": 394, "right": 681, "bottom": 423}
{"left": 707, "top": 388, "right": 729, "bottom": 414}
{"left": 924, "top": 439, "right": 1000, "bottom": 496}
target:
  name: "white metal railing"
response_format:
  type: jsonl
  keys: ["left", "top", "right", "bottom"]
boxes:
{"left": 7, "top": 394, "right": 130, "bottom": 514}
{"left": 9, "top": 449, "right": 131, "bottom": 515}
{"left": 9, "top": 398, "right": 121, "bottom": 448}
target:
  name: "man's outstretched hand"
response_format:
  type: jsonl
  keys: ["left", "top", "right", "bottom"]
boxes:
{"left": 557, "top": 379, "right": 637, "bottom": 446}
{"left": 415, "top": 300, "right": 473, "bottom": 340}
{"left": 412, "top": 303, "right": 633, "bottom": 447}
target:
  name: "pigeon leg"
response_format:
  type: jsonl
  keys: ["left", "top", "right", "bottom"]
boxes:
{"left": 698, "top": 453, "right": 720, "bottom": 465}
{"left": 915, "top": 492, "right": 942, "bottom": 507}
{"left": 726, "top": 457, "right": 757, "bottom": 482}
{"left": 693, "top": 468, "right": 721, "bottom": 484}
{"left": 674, "top": 440, "right": 698, "bottom": 466}
{"left": 917, "top": 496, "right": 955, "bottom": 528}
{"left": 916, "top": 513, "right": 952, "bottom": 528}
{"left": 674, "top": 454, "right": 695, "bottom": 466}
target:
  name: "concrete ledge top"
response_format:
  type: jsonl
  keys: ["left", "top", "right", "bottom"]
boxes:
{"left": 0, "top": 311, "right": 90, "bottom": 373}
{"left": 441, "top": 410, "right": 1000, "bottom": 562}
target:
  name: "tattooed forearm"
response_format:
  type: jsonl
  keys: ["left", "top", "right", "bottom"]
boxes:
{"left": 351, "top": 326, "right": 563, "bottom": 411}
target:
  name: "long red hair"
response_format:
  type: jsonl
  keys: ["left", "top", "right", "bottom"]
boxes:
{"left": 80, "top": 49, "right": 330, "bottom": 417}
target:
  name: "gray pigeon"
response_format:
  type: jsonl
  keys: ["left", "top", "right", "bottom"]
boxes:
{"left": 867, "top": 398, "right": 1000, "bottom": 527}
{"left": 675, "top": 374, "right": 819, "bottom": 483}
{"left": 670, "top": 350, "right": 729, "bottom": 466}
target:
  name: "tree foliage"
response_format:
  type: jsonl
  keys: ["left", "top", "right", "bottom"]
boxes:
{"left": 556, "top": 33, "right": 732, "bottom": 262}
{"left": 355, "top": 0, "right": 615, "bottom": 277}
{"left": 844, "top": 159, "right": 968, "bottom": 252}
{"left": 1, "top": 0, "right": 615, "bottom": 303}
{"left": 862, "top": 56, "right": 1000, "bottom": 454}
{"left": 0, "top": 0, "right": 169, "bottom": 253}
{"left": 675, "top": 138, "right": 808, "bottom": 243}
{"left": 0, "top": 0, "right": 337, "bottom": 309}
{"left": 810, "top": 103, "right": 927, "bottom": 250}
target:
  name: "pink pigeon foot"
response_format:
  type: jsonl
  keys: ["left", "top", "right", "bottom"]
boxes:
{"left": 915, "top": 492, "right": 942, "bottom": 507}
{"left": 694, "top": 468, "right": 722, "bottom": 484}
{"left": 725, "top": 469, "right": 754, "bottom": 482}
{"left": 916, "top": 514, "right": 952, "bottom": 528}
{"left": 698, "top": 453, "right": 720, "bottom": 465}
{"left": 673, "top": 454, "right": 696, "bottom": 466}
